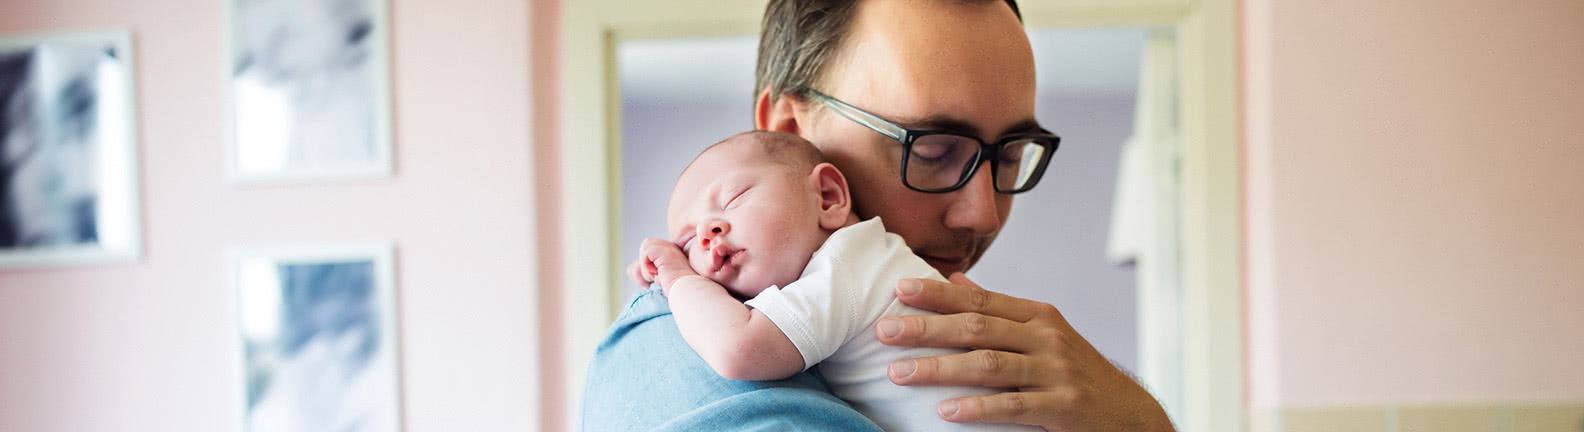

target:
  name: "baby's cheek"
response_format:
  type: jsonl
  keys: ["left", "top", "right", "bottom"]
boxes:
{"left": 684, "top": 251, "right": 709, "bottom": 274}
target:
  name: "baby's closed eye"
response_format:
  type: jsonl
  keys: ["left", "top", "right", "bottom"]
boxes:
{"left": 722, "top": 187, "right": 749, "bottom": 209}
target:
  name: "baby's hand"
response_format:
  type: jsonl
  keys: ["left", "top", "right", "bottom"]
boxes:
{"left": 638, "top": 238, "right": 697, "bottom": 295}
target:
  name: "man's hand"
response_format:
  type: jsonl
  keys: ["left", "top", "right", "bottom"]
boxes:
{"left": 635, "top": 238, "right": 697, "bottom": 295}
{"left": 877, "top": 273, "right": 1174, "bottom": 432}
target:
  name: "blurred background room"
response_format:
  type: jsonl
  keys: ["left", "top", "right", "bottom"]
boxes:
{"left": 0, "top": 0, "right": 1579, "bottom": 431}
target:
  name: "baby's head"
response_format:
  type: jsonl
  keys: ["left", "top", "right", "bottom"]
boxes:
{"left": 666, "top": 131, "right": 858, "bottom": 298}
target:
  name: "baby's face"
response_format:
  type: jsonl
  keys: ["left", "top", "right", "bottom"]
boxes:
{"left": 666, "top": 145, "right": 828, "bottom": 298}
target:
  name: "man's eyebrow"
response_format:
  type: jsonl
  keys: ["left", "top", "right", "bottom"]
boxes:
{"left": 892, "top": 115, "right": 1046, "bottom": 139}
{"left": 1000, "top": 119, "right": 1047, "bottom": 136}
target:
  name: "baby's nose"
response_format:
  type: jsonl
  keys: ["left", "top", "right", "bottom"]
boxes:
{"left": 698, "top": 219, "right": 730, "bottom": 250}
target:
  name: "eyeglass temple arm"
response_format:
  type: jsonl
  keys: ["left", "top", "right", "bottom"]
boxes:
{"left": 804, "top": 91, "right": 908, "bottom": 142}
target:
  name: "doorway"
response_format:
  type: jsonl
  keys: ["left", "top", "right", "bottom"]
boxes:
{"left": 554, "top": 2, "right": 1242, "bottom": 431}
{"left": 613, "top": 25, "right": 1186, "bottom": 417}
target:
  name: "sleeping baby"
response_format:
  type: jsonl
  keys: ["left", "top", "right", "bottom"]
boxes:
{"left": 631, "top": 130, "right": 1037, "bottom": 431}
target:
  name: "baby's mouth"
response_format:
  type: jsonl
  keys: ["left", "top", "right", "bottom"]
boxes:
{"left": 709, "top": 244, "right": 745, "bottom": 275}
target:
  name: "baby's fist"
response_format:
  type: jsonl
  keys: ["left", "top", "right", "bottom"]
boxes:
{"left": 639, "top": 238, "right": 696, "bottom": 294}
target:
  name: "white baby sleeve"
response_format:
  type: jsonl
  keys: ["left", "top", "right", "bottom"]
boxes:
{"left": 743, "top": 219, "right": 912, "bottom": 370}
{"left": 743, "top": 244, "right": 856, "bottom": 370}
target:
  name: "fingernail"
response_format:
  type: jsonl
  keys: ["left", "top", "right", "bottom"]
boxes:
{"left": 898, "top": 279, "right": 921, "bottom": 296}
{"left": 938, "top": 401, "right": 959, "bottom": 418}
{"left": 890, "top": 359, "right": 916, "bottom": 378}
{"left": 878, "top": 319, "right": 902, "bottom": 338}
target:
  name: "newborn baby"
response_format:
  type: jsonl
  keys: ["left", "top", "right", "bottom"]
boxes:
{"left": 633, "top": 130, "right": 1036, "bottom": 431}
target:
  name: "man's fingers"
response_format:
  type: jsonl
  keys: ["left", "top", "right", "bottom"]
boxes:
{"left": 887, "top": 349, "right": 1041, "bottom": 388}
{"left": 895, "top": 276, "right": 1056, "bottom": 323}
{"left": 875, "top": 313, "right": 1032, "bottom": 352}
{"left": 938, "top": 392, "right": 1059, "bottom": 427}
{"left": 946, "top": 272, "right": 980, "bottom": 289}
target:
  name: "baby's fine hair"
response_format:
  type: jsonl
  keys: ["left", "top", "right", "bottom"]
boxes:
{"left": 686, "top": 130, "right": 830, "bottom": 175}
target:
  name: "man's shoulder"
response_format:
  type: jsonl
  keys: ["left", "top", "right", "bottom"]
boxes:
{"left": 582, "top": 288, "right": 881, "bottom": 431}
{"left": 586, "top": 288, "right": 796, "bottom": 391}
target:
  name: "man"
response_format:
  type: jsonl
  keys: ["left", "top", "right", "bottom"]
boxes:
{"left": 584, "top": 1, "right": 1175, "bottom": 430}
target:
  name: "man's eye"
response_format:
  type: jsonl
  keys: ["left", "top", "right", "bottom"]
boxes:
{"left": 910, "top": 136, "right": 976, "bottom": 166}
{"left": 911, "top": 141, "right": 952, "bottom": 161}
{"left": 1000, "top": 138, "right": 1046, "bottom": 164}
{"left": 1000, "top": 144, "right": 1026, "bottom": 163}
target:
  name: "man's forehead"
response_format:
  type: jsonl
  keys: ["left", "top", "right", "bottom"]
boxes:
{"left": 826, "top": 0, "right": 1038, "bottom": 139}
{"left": 811, "top": 0, "right": 1045, "bottom": 143}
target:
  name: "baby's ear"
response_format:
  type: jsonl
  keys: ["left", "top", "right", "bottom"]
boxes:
{"left": 810, "top": 162, "right": 852, "bottom": 230}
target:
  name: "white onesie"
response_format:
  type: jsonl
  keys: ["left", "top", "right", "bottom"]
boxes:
{"left": 745, "top": 218, "right": 1039, "bottom": 431}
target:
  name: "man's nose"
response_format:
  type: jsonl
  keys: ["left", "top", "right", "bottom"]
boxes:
{"left": 698, "top": 218, "right": 730, "bottom": 250}
{"left": 943, "top": 163, "right": 1003, "bottom": 236}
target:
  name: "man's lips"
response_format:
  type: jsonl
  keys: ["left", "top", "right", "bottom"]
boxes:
{"left": 918, "top": 254, "right": 970, "bottom": 275}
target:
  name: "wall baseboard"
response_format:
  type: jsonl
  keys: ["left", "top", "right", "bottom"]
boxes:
{"left": 1252, "top": 401, "right": 1584, "bottom": 432}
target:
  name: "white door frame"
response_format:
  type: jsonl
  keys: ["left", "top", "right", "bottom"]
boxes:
{"left": 555, "top": 2, "right": 1243, "bottom": 431}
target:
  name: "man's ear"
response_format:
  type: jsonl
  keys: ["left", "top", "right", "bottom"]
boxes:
{"left": 755, "top": 87, "right": 805, "bottom": 135}
{"left": 809, "top": 162, "right": 853, "bottom": 230}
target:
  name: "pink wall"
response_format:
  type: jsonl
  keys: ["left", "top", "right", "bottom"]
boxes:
{"left": 530, "top": 0, "right": 565, "bottom": 430}
{"left": 0, "top": 0, "right": 544, "bottom": 430}
{"left": 1243, "top": 0, "right": 1584, "bottom": 408}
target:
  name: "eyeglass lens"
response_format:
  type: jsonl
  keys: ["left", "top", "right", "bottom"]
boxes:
{"left": 904, "top": 135, "right": 1050, "bottom": 192}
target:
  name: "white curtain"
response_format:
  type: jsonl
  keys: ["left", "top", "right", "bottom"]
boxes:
{"left": 1106, "top": 28, "right": 1184, "bottom": 423}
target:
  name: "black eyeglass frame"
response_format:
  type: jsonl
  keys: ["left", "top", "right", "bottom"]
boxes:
{"left": 797, "top": 88, "right": 1061, "bottom": 194}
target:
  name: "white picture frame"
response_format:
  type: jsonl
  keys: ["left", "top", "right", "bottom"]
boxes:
{"left": 228, "top": 242, "right": 401, "bottom": 432}
{"left": 0, "top": 30, "right": 142, "bottom": 269}
{"left": 223, "top": 0, "right": 394, "bottom": 184}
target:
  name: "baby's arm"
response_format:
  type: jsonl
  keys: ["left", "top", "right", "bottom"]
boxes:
{"left": 669, "top": 276, "right": 803, "bottom": 380}
{"left": 638, "top": 239, "right": 803, "bottom": 381}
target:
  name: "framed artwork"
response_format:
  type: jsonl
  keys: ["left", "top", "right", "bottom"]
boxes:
{"left": 224, "top": 0, "right": 393, "bottom": 183}
{"left": 0, "top": 31, "right": 141, "bottom": 268}
{"left": 229, "top": 243, "right": 401, "bottom": 432}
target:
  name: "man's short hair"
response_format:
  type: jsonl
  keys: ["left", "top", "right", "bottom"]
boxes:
{"left": 754, "top": 0, "right": 1023, "bottom": 104}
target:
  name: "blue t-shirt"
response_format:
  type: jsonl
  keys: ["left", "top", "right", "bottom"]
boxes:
{"left": 580, "top": 287, "right": 883, "bottom": 431}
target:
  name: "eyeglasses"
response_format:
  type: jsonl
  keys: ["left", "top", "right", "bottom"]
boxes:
{"left": 799, "top": 88, "right": 1060, "bottom": 194}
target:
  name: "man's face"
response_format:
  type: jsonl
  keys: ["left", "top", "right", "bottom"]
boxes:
{"left": 801, "top": 0, "right": 1037, "bottom": 276}
{"left": 666, "top": 146, "right": 827, "bottom": 298}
